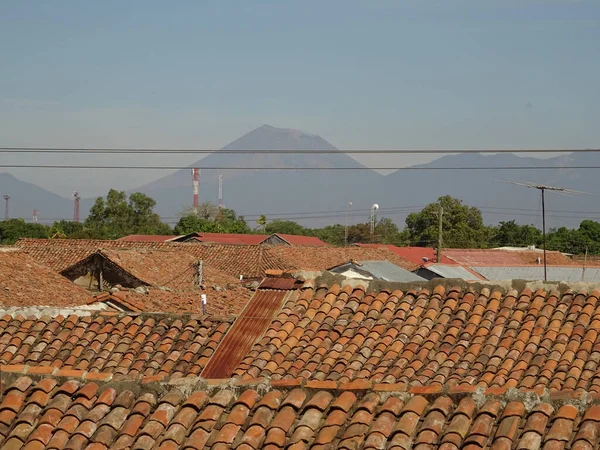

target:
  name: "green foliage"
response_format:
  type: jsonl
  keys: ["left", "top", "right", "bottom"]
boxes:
{"left": 490, "top": 220, "right": 542, "bottom": 247}
{"left": 313, "top": 224, "right": 345, "bottom": 246}
{"left": 174, "top": 203, "right": 250, "bottom": 235}
{"left": 0, "top": 219, "right": 49, "bottom": 244}
{"left": 406, "top": 196, "right": 490, "bottom": 247}
{"left": 265, "top": 220, "right": 308, "bottom": 236}
{"left": 2, "top": 190, "right": 599, "bottom": 257}
{"left": 84, "top": 189, "right": 170, "bottom": 239}
{"left": 49, "top": 220, "right": 105, "bottom": 239}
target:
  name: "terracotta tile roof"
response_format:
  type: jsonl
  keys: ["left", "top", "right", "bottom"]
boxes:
{"left": 116, "top": 234, "right": 178, "bottom": 242}
{"left": 19, "top": 245, "right": 97, "bottom": 272}
{"left": 0, "top": 375, "right": 599, "bottom": 450}
{"left": 234, "top": 283, "right": 600, "bottom": 392}
{"left": 181, "top": 244, "right": 286, "bottom": 279}
{"left": 268, "top": 246, "right": 418, "bottom": 272}
{"left": 270, "top": 234, "right": 329, "bottom": 246}
{"left": 444, "top": 248, "right": 577, "bottom": 266}
{"left": 63, "top": 248, "right": 201, "bottom": 290}
{"left": 91, "top": 285, "right": 253, "bottom": 316}
{"left": 191, "top": 232, "right": 269, "bottom": 245}
{"left": 17, "top": 239, "right": 286, "bottom": 279}
{"left": 0, "top": 311, "right": 231, "bottom": 378}
{"left": 359, "top": 244, "right": 457, "bottom": 265}
{"left": 0, "top": 249, "right": 92, "bottom": 307}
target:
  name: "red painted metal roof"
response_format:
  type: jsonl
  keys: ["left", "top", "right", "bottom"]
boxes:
{"left": 201, "top": 289, "right": 289, "bottom": 379}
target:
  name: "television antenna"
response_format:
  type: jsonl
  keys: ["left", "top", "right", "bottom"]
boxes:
{"left": 501, "top": 179, "right": 590, "bottom": 281}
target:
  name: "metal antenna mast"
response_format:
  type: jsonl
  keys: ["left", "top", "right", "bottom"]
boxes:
{"left": 217, "top": 175, "right": 223, "bottom": 224}
{"left": 344, "top": 201, "right": 352, "bottom": 246}
{"left": 370, "top": 204, "right": 379, "bottom": 242}
{"left": 2, "top": 194, "right": 10, "bottom": 220}
{"left": 32, "top": 209, "right": 38, "bottom": 223}
{"left": 502, "top": 179, "right": 590, "bottom": 281}
{"left": 73, "top": 191, "right": 81, "bottom": 223}
{"left": 192, "top": 168, "right": 200, "bottom": 209}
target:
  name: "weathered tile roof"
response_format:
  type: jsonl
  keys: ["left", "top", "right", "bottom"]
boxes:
{"left": 234, "top": 283, "right": 600, "bottom": 392}
{"left": 271, "top": 234, "right": 329, "bottom": 246}
{"left": 62, "top": 248, "right": 201, "bottom": 290}
{"left": 444, "top": 248, "right": 577, "bottom": 266}
{"left": 0, "top": 311, "right": 231, "bottom": 379}
{"left": 268, "top": 246, "right": 418, "bottom": 272}
{"left": 116, "top": 234, "right": 178, "bottom": 242}
{"left": 16, "top": 239, "right": 418, "bottom": 279}
{"left": 91, "top": 285, "right": 253, "bottom": 316}
{"left": 0, "top": 249, "right": 92, "bottom": 307}
{"left": 0, "top": 374, "right": 599, "bottom": 450}
{"left": 16, "top": 239, "right": 286, "bottom": 279}
{"left": 356, "top": 243, "right": 457, "bottom": 265}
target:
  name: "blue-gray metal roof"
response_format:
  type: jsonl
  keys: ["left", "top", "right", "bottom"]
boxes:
{"left": 473, "top": 266, "right": 600, "bottom": 282}
{"left": 358, "top": 261, "right": 425, "bottom": 282}
{"left": 424, "top": 264, "right": 481, "bottom": 281}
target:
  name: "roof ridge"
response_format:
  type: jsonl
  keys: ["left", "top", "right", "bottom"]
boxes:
{"left": 1, "top": 366, "right": 597, "bottom": 403}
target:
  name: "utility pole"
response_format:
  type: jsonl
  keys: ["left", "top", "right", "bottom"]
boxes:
{"left": 344, "top": 201, "right": 352, "bottom": 246}
{"left": 437, "top": 204, "right": 443, "bottom": 263}
{"left": 2, "top": 195, "right": 10, "bottom": 220}
{"left": 502, "top": 180, "right": 588, "bottom": 282}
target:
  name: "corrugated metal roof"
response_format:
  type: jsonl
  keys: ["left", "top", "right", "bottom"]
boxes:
{"left": 259, "top": 277, "right": 303, "bottom": 290}
{"left": 425, "top": 264, "right": 482, "bottom": 281}
{"left": 473, "top": 266, "right": 600, "bottom": 282}
{"left": 348, "top": 260, "right": 424, "bottom": 282}
{"left": 201, "top": 289, "right": 289, "bottom": 379}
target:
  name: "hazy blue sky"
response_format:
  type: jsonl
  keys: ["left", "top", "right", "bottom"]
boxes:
{"left": 1, "top": 0, "right": 599, "bottom": 196}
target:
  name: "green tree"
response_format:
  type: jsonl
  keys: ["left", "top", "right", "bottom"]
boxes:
{"left": 84, "top": 189, "right": 169, "bottom": 239}
{"left": 265, "top": 220, "right": 307, "bottom": 236}
{"left": 491, "top": 220, "right": 542, "bottom": 247}
{"left": 314, "top": 224, "right": 345, "bottom": 246}
{"left": 256, "top": 215, "right": 267, "bottom": 232}
{"left": 179, "top": 202, "right": 218, "bottom": 220}
{"left": 218, "top": 208, "right": 251, "bottom": 233}
{"left": 49, "top": 220, "right": 104, "bottom": 239}
{"left": 174, "top": 215, "right": 217, "bottom": 235}
{"left": 0, "top": 219, "right": 49, "bottom": 244}
{"left": 174, "top": 205, "right": 250, "bottom": 235}
{"left": 405, "top": 196, "right": 490, "bottom": 248}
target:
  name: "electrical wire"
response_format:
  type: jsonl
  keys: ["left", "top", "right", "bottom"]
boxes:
{"left": 2, "top": 164, "right": 600, "bottom": 171}
{"left": 1, "top": 147, "right": 599, "bottom": 154}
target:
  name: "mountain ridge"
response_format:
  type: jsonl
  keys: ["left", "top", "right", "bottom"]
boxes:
{"left": 1, "top": 125, "right": 598, "bottom": 229}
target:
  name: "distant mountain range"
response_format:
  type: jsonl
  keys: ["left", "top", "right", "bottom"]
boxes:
{"left": 1, "top": 124, "right": 598, "bottom": 229}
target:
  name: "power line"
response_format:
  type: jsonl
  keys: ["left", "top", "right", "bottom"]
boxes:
{"left": 0, "top": 147, "right": 599, "bottom": 154}
{"left": 17, "top": 204, "right": 600, "bottom": 224}
{"left": 1, "top": 164, "right": 600, "bottom": 171}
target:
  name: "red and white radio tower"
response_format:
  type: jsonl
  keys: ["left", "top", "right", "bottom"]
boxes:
{"left": 192, "top": 168, "right": 200, "bottom": 208}
{"left": 32, "top": 209, "right": 38, "bottom": 223}
{"left": 73, "top": 191, "right": 80, "bottom": 223}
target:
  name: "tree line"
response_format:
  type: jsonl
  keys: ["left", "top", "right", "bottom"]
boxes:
{"left": 0, "top": 190, "right": 598, "bottom": 255}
